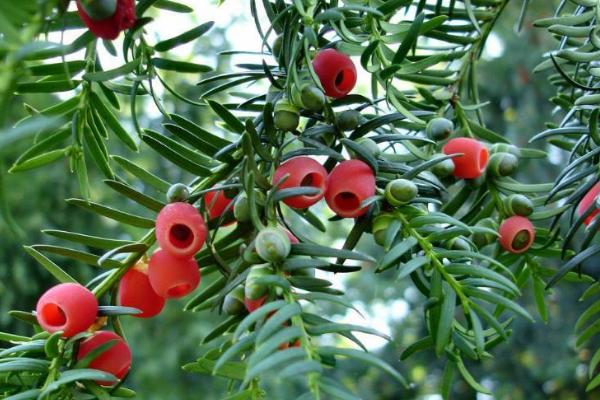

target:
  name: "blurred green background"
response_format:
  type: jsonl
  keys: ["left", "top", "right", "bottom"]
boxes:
{"left": 0, "top": 1, "right": 597, "bottom": 399}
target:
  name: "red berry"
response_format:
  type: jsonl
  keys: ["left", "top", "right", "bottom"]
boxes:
{"left": 442, "top": 138, "right": 489, "bottom": 179}
{"left": 273, "top": 157, "right": 328, "bottom": 209}
{"left": 244, "top": 295, "right": 266, "bottom": 313}
{"left": 77, "top": 331, "right": 132, "bottom": 386}
{"left": 499, "top": 216, "right": 535, "bottom": 254}
{"left": 205, "top": 188, "right": 235, "bottom": 220}
{"left": 578, "top": 182, "right": 600, "bottom": 225}
{"left": 155, "top": 202, "right": 207, "bottom": 258}
{"left": 118, "top": 262, "right": 165, "bottom": 318}
{"left": 76, "top": 0, "right": 136, "bottom": 40}
{"left": 36, "top": 283, "right": 98, "bottom": 338}
{"left": 312, "top": 49, "right": 357, "bottom": 98}
{"left": 148, "top": 249, "right": 201, "bottom": 298}
{"left": 325, "top": 160, "right": 375, "bottom": 218}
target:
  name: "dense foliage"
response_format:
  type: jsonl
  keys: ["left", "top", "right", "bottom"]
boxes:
{"left": 0, "top": 0, "right": 598, "bottom": 399}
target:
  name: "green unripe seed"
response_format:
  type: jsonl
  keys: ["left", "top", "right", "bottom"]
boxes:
{"left": 491, "top": 143, "right": 521, "bottom": 158}
{"left": 234, "top": 191, "right": 265, "bottom": 222}
{"left": 336, "top": 110, "right": 361, "bottom": 131}
{"left": 245, "top": 264, "right": 273, "bottom": 300}
{"left": 274, "top": 100, "right": 300, "bottom": 132}
{"left": 300, "top": 85, "right": 326, "bottom": 112}
{"left": 488, "top": 152, "right": 519, "bottom": 177}
{"left": 385, "top": 179, "right": 418, "bottom": 206}
{"left": 471, "top": 217, "right": 498, "bottom": 248}
{"left": 504, "top": 194, "right": 534, "bottom": 217}
{"left": 372, "top": 213, "right": 395, "bottom": 246}
{"left": 255, "top": 227, "right": 291, "bottom": 262}
{"left": 79, "top": 0, "right": 117, "bottom": 20}
{"left": 431, "top": 157, "right": 455, "bottom": 178}
{"left": 166, "top": 183, "right": 190, "bottom": 203}
{"left": 512, "top": 230, "right": 532, "bottom": 251}
{"left": 272, "top": 35, "right": 283, "bottom": 58}
{"left": 446, "top": 237, "right": 471, "bottom": 251}
{"left": 223, "top": 285, "right": 246, "bottom": 315}
{"left": 426, "top": 117, "right": 454, "bottom": 141}
{"left": 355, "top": 137, "right": 381, "bottom": 158}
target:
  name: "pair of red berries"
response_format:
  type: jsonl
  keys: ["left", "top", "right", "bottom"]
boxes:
{"left": 36, "top": 283, "right": 131, "bottom": 385}
{"left": 76, "top": 0, "right": 136, "bottom": 40}
{"left": 274, "top": 157, "right": 376, "bottom": 218}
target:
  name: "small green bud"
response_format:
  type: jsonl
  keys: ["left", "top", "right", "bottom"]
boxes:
{"left": 471, "top": 218, "right": 498, "bottom": 249}
{"left": 372, "top": 213, "right": 395, "bottom": 246}
{"left": 272, "top": 35, "right": 283, "bottom": 59}
{"left": 223, "top": 285, "right": 246, "bottom": 315}
{"left": 385, "top": 179, "right": 418, "bottom": 206}
{"left": 431, "top": 156, "right": 455, "bottom": 179}
{"left": 245, "top": 264, "right": 273, "bottom": 300}
{"left": 255, "top": 227, "right": 291, "bottom": 262}
{"left": 234, "top": 191, "right": 265, "bottom": 222}
{"left": 300, "top": 85, "right": 326, "bottom": 112}
{"left": 166, "top": 183, "right": 190, "bottom": 203}
{"left": 504, "top": 194, "right": 534, "bottom": 217}
{"left": 426, "top": 117, "right": 454, "bottom": 141}
{"left": 336, "top": 110, "right": 361, "bottom": 131}
{"left": 355, "top": 137, "right": 380, "bottom": 158}
{"left": 490, "top": 143, "right": 521, "bottom": 158}
{"left": 488, "top": 152, "right": 519, "bottom": 177}
{"left": 274, "top": 100, "right": 300, "bottom": 132}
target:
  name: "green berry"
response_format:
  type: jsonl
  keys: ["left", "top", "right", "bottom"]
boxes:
{"left": 471, "top": 218, "right": 498, "bottom": 248}
{"left": 504, "top": 194, "right": 534, "bottom": 217}
{"left": 385, "top": 179, "right": 418, "bottom": 206}
{"left": 372, "top": 213, "right": 395, "bottom": 246}
{"left": 166, "top": 183, "right": 190, "bottom": 203}
{"left": 426, "top": 117, "right": 454, "bottom": 140}
{"left": 355, "top": 137, "right": 380, "bottom": 158}
{"left": 274, "top": 100, "right": 300, "bottom": 132}
{"left": 488, "top": 152, "right": 519, "bottom": 177}
{"left": 223, "top": 285, "right": 246, "bottom": 315}
{"left": 431, "top": 157, "right": 455, "bottom": 178}
{"left": 245, "top": 264, "right": 273, "bottom": 300}
{"left": 300, "top": 85, "right": 326, "bottom": 112}
{"left": 255, "top": 227, "right": 291, "bottom": 262}
{"left": 336, "top": 110, "right": 361, "bottom": 131}
{"left": 272, "top": 35, "right": 283, "bottom": 59}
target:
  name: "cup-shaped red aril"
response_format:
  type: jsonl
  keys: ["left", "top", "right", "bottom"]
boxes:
{"left": 244, "top": 295, "right": 267, "bottom": 313}
{"left": 273, "top": 157, "right": 327, "bottom": 209}
{"left": 325, "top": 160, "right": 375, "bottom": 218}
{"left": 118, "top": 263, "right": 165, "bottom": 318}
{"left": 578, "top": 182, "right": 600, "bottom": 225}
{"left": 77, "top": 331, "right": 132, "bottom": 386}
{"left": 76, "top": 0, "right": 136, "bottom": 40}
{"left": 155, "top": 202, "right": 207, "bottom": 258}
{"left": 312, "top": 49, "right": 357, "bottom": 99}
{"left": 499, "top": 216, "right": 535, "bottom": 254}
{"left": 36, "top": 283, "right": 98, "bottom": 337}
{"left": 442, "top": 138, "right": 489, "bottom": 179}
{"left": 148, "top": 249, "right": 201, "bottom": 299}
{"left": 205, "top": 188, "right": 235, "bottom": 220}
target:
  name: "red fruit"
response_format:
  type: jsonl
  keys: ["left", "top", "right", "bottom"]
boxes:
{"left": 155, "top": 202, "right": 207, "bottom": 258}
{"left": 205, "top": 189, "right": 235, "bottom": 220}
{"left": 273, "top": 157, "right": 328, "bottom": 209}
{"left": 244, "top": 296, "right": 266, "bottom": 313}
{"left": 77, "top": 331, "right": 131, "bottom": 386}
{"left": 148, "top": 249, "right": 201, "bottom": 299}
{"left": 577, "top": 182, "right": 600, "bottom": 225}
{"left": 442, "top": 138, "right": 489, "bottom": 179}
{"left": 325, "top": 160, "right": 375, "bottom": 218}
{"left": 118, "top": 263, "right": 165, "bottom": 318}
{"left": 36, "top": 283, "right": 98, "bottom": 338}
{"left": 499, "top": 216, "right": 535, "bottom": 254}
{"left": 76, "top": 0, "right": 136, "bottom": 40}
{"left": 312, "top": 49, "right": 357, "bottom": 98}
